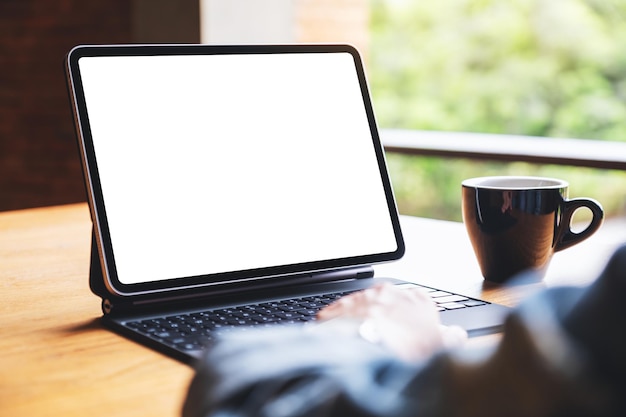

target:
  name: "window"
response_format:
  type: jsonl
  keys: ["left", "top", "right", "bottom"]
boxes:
{"left": 200, "top": 0, "right": 626, "bottom": 222}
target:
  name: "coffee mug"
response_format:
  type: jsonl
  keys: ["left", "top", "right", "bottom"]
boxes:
{"left": 462, "top": 176, "right": 604, "bottom": 283}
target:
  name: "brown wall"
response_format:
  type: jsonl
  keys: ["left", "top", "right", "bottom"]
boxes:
{"left": 0, "top": 0, "right": 366, "bottom": 212}
{"left": 0, "top": 0, "right": 199, "bottom": 212}
{"left": 296, "top": 0, "right": 369, "bottom": 60}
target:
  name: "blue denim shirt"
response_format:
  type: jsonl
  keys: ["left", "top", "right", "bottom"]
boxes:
{"left": 183, "top": 245, "right": 626, "bottom": 417}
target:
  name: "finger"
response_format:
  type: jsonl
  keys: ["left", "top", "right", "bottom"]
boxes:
{"left": 317, "top": 296, "right": 353, "bottom": 320}
{"left": 318, "top": 283, "right": 423, "bottom": 321}
{"left": 317, "top": 285, "right": 385, "bottom": 320}
{"left": 439, "top": 325, "right": 468, "bottom": 350}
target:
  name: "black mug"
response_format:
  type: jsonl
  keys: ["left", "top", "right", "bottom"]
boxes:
{"left": 462, "top": 176, "right": 604, "bottom": 283}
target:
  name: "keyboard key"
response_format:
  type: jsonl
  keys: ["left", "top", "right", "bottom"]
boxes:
{"left": 462, "top": 300, "right": 487, "bottom": 307}
{"left": 428, "top": 290, "right": 454, "bottom": 298}
{"left": 278, "top": 304, "right": 306, "bottom": 312}
{"left": 438, "top": 302, "right": 467, "bottom": 310}
{"left": 433, "top": 294, "right": 468, "bottom": 304}
{"left": 274, "top": 312, "right": 305, "bottom": 320}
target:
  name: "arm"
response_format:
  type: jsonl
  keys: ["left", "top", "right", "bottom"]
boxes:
{"left": 182, "top": 284, "right": 460, "bottom": 417}
{"left": 183, "top": 245, "right": 626, "bottom": 417}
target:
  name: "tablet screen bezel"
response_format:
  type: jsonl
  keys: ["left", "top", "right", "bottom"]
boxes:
{"left": 66, "top": 44, "right": 405, "bottom": 297}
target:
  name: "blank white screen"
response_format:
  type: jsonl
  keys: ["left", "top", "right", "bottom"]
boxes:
{"left": 79, "top": 52, "right": 398, "bottom": 285}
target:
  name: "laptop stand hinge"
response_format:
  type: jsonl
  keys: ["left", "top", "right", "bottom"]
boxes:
{"left": 100, "top": 265, "right": 376, "bottom": 316}
{"left": 103, "top": 298, "right": 132, "bottom": 315}
{"left": 356, "top": 268, "right": 375, "bottom": 279}
{"left": 102, "top": 298, "right": 113, "bottom": 314}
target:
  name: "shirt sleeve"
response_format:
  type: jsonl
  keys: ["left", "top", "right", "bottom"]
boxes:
{"left": 182, "top": 323, "right": 447, "bottom": 417}
{"left": 182, "top": 243, "right": 626, "bottom": 417}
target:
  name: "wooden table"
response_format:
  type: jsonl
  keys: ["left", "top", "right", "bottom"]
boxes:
{"left": 1, "top": 203, "right": 623, "bottom": 417}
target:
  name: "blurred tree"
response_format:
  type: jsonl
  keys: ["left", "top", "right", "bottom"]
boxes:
{"left": 369, "top": 0, "right": 626, "bottom": 141}
{"left": 368, "top": 0, "right": 626, "bottom": 220}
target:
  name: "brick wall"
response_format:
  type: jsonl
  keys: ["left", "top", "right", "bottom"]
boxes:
{"left": 0, "top": 0, "right": 363, "bottom": 211}
{"left": 0, "top": 0, "right": 199, "bottom": 212}
{"left": 0, "top": 0, "right": 132, "bottom": 211}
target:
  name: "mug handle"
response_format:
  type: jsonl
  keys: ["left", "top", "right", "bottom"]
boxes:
{"left": 554, "top": 198, "right": 604, "bottom": 252}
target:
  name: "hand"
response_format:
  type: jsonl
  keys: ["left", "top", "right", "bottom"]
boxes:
{"left": 317, "top": 284, "right": 467, "bottom": 361}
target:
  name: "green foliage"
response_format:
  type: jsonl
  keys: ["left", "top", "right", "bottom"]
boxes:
{"left": 369, "top": 0, "right": 626, "bottom": 219}
{"left": 370, "top": 0, "right": 626, "bottom": 140}
{"left": 386, "top": 154, "right": 626, "bottom": 222}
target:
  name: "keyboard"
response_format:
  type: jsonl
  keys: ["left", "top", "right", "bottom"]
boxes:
{"left": 124, "top": 284, "right": 488, "bottom": 353}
